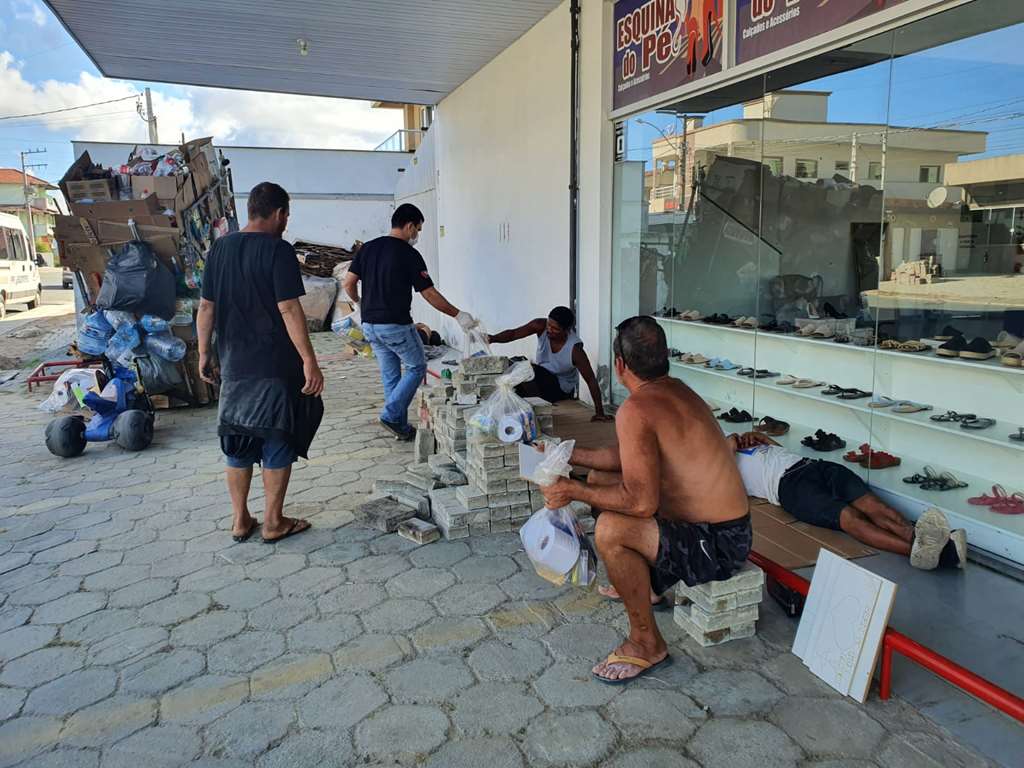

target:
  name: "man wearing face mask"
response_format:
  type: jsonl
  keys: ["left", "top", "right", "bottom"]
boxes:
{"left": 344, "top": 203, "right": 476, "bottom": 440}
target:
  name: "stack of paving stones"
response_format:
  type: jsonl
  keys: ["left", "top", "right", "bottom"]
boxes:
{"left": 673, "top": 561, "right": 765, "bottom": 647}
{"left": 427, "top": 355, "right": 509, "bottom": 462}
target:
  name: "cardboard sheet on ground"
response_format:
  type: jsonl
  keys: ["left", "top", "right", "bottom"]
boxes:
{"left": 793, "top": 549, "right": 897, "bottom": 702}
{"left": 750, "top": 503, "right": 876, "bottom": 570}
{"left": 550, "top": 400, "right": 617, "bottom": 451}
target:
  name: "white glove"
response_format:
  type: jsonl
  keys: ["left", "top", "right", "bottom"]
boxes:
{"left": 456, "top": 311, "right": 478, "bottom": 332}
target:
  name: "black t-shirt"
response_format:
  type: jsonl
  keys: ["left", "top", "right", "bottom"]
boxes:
{"left": 349, "top": 235, "right": 434, "bottom": 325}
{"left": 201, "top": 232, "right": 305, "bottom": 380}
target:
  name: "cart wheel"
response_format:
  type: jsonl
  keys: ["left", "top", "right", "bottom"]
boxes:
{"left": 112, "top": 409, "right": 154, "bottom": 451}
{"left": 45, "top": 416, "right": 87, "bottom": 458}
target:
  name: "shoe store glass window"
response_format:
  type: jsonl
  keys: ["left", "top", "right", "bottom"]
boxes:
{"left": 610, "top": 0, "right": 1024, "bottom": 562}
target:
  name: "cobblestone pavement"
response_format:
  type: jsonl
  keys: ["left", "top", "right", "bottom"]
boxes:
{"left": 0, "top": 345, "right": 999, "bottom": 767}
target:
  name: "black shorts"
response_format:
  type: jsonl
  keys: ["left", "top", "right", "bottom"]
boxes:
{"left": 650, "top": 514, "right": 752, "bottom": 595}
{"left": 777, "top": 459, "right": 870, "bottom": 530}
{"left": 515, "top": 364, "right": 573, "bottom": 403}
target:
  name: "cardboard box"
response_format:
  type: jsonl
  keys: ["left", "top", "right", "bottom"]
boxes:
{"left": 55, "top": 214, "right": 180, "bottom": 276}
{"left": 69, "top": 194, "right": 161, "bottom": 221}
{"left": 131, "top": 176, "right": 179, "bottom": 205}
{"left": 64, "top": 178, "right": 117, "bottom": 203}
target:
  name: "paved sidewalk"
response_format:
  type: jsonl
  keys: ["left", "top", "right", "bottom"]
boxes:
{"left": 0, "top": 347, "right": 999, "bottom": 767}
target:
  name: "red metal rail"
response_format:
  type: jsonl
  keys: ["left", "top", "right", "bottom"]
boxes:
{"left": 25, "top": 359, "right": 103, "bottom": 393}
{"left": 747, "top": 550, "right": 1024, "bottom": 724}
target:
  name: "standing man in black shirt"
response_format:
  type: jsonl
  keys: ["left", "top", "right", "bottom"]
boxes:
{"left": 343, "top": 203, "right": 475, "bottom": 440}
{"left": 198, "top": 182, "right": 324, "bottom": 544}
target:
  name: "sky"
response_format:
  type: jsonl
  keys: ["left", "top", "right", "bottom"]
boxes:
{"left": 0, "top": 0, "right": 403, "bottom": 184}
{"left": 625, "top": 20, "right": 1024, "bottom": 166}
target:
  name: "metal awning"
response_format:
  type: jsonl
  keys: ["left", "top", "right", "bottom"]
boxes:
{"left": 45, "top": 0, "right": 562, "bottom": 104}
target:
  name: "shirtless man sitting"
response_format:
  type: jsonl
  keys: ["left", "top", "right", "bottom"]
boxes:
{"left": 541, "top": 316, "right": 751, "bottom": 685}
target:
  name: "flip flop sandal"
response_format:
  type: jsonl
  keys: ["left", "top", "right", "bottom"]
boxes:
{"left": 813, "top": 327, "right": 835, "bottom": 339}
{"left": 869, "top": 396, "right": 897, "bottom": 408}
{"left": 754, "top": 416, "right": 790, "bottom": 436}
{"left": 725, "top": 410, "right": 753, "bottom": 423}
{"left": 792, "top": 379, "right": 823, "bottom": 389}
{"left": 775, "top": 375, "right": 798, "bottom": 385}
{"left": 992, "top": 493, "right": 1024, "bottom": 515}
{"left": 930, "top": 411, "right": 972, "bottom": 423}
{"left": 714, "top": 360, "right": 739, "bottom": 371}
{"left": 1001, "top": 352, "right": 1023, "bottom": 367}
{"left": 833, "top": 335, "right": 850, "bottom": 344}
{"left": 822, "top": 385, "right": 844, "bottom": 396}
{"left": 592, "top": 652, "right": 673, "bottom": 686}
{"left": 732, "top": 317, "right": 749, "bottom": 327}
{"left": 960, "top": 418, "right": 996, "bottom": 430}
{"left": 968, "top": 485, "right": 1008, "bottom": 506}
{"left": 737, "top": 368, "right": 755, "bottom": 377}
{"left": 741, "top": 318, "right": 760, "bottom": 329}
{"left": 752, "top": 370, "right": 779, "bottom": 379}
{"left": 261, "top": 519, "right": 311, "bottom": 544}
{"left": 837, "top": 389, "right": 872, "bottom": 400}
{"left": 687, "top": 354, "right": 710, "bottom": 365}
{"left": 993, "top": 331, "right": 1022, "bottom": 349}
{"left": 880, "top": 339, "right": 902, "bottom": 350}
{"left": 892, "top": 401, "right": 932, "bottom": 414}
{"left": 1009, "top": 428, "right": 1024, "bottom": 442}
{"left": 232, "top": 519, "right": 260, "bottom": 543}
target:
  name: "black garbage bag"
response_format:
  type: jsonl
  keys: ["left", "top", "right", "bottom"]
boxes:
{"left": 134, "top": 353, "right": 184, "bottom": 394}
{"left": 96, "top": 241, "right": 176, "bottom": 320}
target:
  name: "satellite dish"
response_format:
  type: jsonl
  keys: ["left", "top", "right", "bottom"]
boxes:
{"left": 927, "top": 187, "right": 949, "bottom": 208}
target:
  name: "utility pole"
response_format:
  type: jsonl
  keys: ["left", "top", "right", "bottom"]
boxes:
{"left": 850, "top": 132, "right": 858, "bottom": 181}
{"left": 145, "top": 87, "right": 159, "bottom": 144}
{"left": 20, "top": 148, "right": 46, "bottom": 263}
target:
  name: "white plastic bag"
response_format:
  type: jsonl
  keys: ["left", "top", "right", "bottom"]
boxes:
{"left": 518, "top": 438, "right": 597, "bottom": 587}
{"left": 38, "top": 368, "right": 102, "bottom": 413}
{"left": 467, "top": 360, "right": 537, "bottom": 443}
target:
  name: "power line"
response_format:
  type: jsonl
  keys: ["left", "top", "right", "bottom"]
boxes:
{"left": 0, "top": 94, "right": 139, "bottom": 122}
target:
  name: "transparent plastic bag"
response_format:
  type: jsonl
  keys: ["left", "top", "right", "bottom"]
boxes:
{"left": 467, "top": 360, "right": 537, "bottom": 443}
{"left": 105, "top": 322, "right": 141, "bottom": 362}
{"left": 78, "top": 311, "right": 113, "bottom": 356}
{"left": 144, "top": 332, "right": 186, "bottom": 362}
{"left": 139, "top": 314, "right": 170, "bottom": 333}
{"left": 518, "top": 439, "right": 596, "bottom": 587}
{"left": 462, "top": 322, "right": 493, "bottom": 359}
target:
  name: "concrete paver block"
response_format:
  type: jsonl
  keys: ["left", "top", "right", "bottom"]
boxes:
{"left": 524, "top": 710, "right": 615, "bottom": 767}
{"left": 674, "top": 608, "right": 756, "bottom": 647}
{"left": 356, "top": 497, "right": 418, "bottom": 533}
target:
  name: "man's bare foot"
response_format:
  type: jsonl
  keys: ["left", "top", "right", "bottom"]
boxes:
{"left": 598, "top": 584, "right": 664, "bottom": 605}
{"left": 231, "top": 512, "right": 259, "bottom": 542}
{"left": 261, "top": 517, "right": 311, "bottom": 543}
{"left": 591, "top": 638, "right": 669, "bottom": 683}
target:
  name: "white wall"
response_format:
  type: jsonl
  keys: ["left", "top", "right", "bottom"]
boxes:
{"left": 70, "top": 141, "right": 406, "bottom": 247}
{"left": 430, "top": 3, "right": 571, "bottom": 361}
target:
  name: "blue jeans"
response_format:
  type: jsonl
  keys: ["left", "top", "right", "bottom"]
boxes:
{"left": 362, "top": 323, "right": 426, "bottom": 428}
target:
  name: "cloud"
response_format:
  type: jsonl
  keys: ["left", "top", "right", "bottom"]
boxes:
{"left": 11, "top": 0, "right": 46, "bottom": 27}
{"left": 0, "top": 50, "right": 402, "bottom": 150}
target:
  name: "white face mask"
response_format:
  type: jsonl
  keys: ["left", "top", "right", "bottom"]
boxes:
{"left": 409, "top": 232, "right": 419, "bottom": 246}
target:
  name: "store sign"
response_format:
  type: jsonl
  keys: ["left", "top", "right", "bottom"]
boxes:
{"left": 734, "top": 0, "right": 908, "bottom": 64}
{"left": 613, "top": 0, "right": 724, "bottom": 111}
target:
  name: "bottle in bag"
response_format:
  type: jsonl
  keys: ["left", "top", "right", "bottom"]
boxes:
{"left": 144, "top": 332, "right": 186, "bottom": 362}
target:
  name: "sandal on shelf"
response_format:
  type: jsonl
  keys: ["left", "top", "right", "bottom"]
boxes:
{"left": 686, "top": 354, "right": 710, "bottom": 365}
{"left": 863, "top": 450, "right": 901, "bottom": 470}
{"left": 844, "top": 443, "right": 870, "bottom": 463}
{"left": 737, "top": 368, "right": 755, "bottom": 377}
{"left": 1009, "top": 428, "right": 1024, "bottom": 442}
{"left": 752, "top": 369, "right": 779, "bottom": 379}
{"left": 920, "top": 472, "right": 968, "bottom": 492}
{"left": 711, "top": 359, "right": 739, "bottom": 371}
{"left": 822, "top": 384, "right": 844, "bottom": 396}
{"left": 968, "top": 485, "right": 1008, "bottom": 506}
{"left": 833, "top": 335, "right": 850, "bottom": 344}
{"left": 792, "top": 379, "right": 823, "bottom": 389}
{"left": 776, "top": 374, "right": 798, "bottom": 386}
{"left": 892, "top": 401, "right": 933, "bottom": 414}
{"left": 837, "top": 388, "right": 872, "bottom": 400}
{"left": 903, "top": 466, "right": 939, "bottom": 485}
{"left": 869, "top": 396, "right": 897, "bottom": 408}
{"left": 718, "top": 408, "right": 753, "bottom": 423}
{"left": 960, "top": 417, "right": 996, "bottom": 430}
{"left": 934, "top": 325, "right": 964, "bottom": 342}
{"left": 754, "top": 416, "right": 790, "bottom": 436}
{"left": 879, "top": 339, "right": 902, "bottom": 350}
{"left": 897, "top": 341, "right": 929, "bottom": 353}
{"left": 813, "top": 326, "right": 835, "bottom": 339}
{"left": 930, "top": 411, "right": 973, "bottom": 423}
{"left": 993, "top": 493, "right": 1024, "bottom": 515}
{"left": 801, "top": 430, "right": 846, "bottom": 452}
{"left": 1001, "top": 352, "right": 1023, "bottom": 368}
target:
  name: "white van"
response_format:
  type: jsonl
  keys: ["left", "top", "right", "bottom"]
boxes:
{"left": 0, "top": 212, "right": 42, "bottom": 319}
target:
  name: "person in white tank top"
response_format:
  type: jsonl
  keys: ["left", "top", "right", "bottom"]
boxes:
{"left": 488, "top": 306, "right": 611, "bottom": 421}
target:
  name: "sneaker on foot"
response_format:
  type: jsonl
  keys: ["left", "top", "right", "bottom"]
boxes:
{"left": 910, "top": 507, "right": 951, "bottom": 570}
{"left": 380, "top": 418, "right": 415, "bottom": 441}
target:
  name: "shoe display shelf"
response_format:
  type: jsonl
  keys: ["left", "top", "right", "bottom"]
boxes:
{"left": 660, "top": 317, "right": 1024, "bottom": 564}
